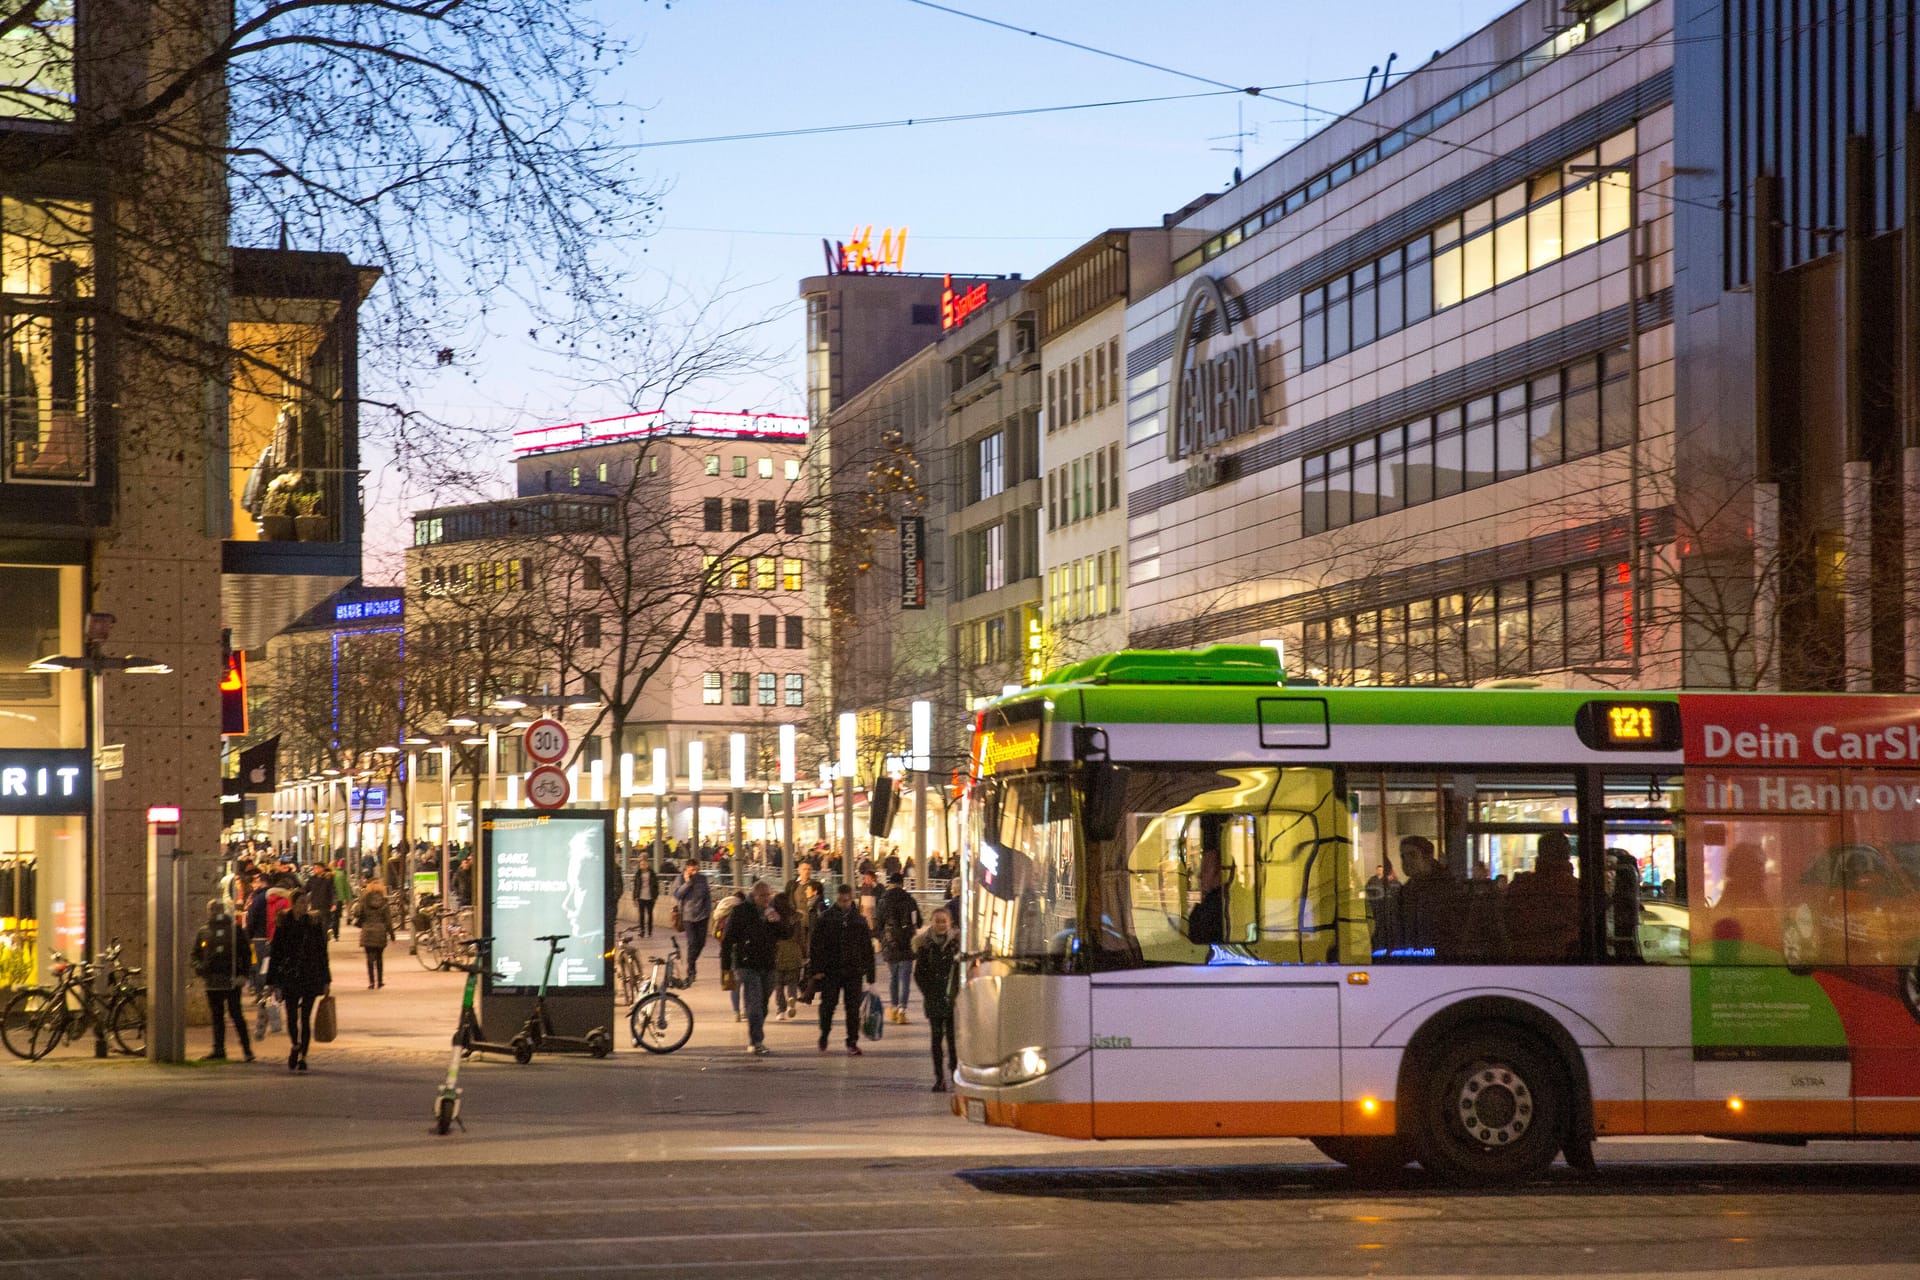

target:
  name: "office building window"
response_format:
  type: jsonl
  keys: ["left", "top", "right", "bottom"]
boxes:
{"left": 730, "top": 497, "right": 749, "bottom": 532}
{"left": 758, "top": 614, "right": 777, "bottom": 647}
{"left": 732, "top": 455, "right": 748, "bottom": 477}
{"left": 703, "top": 611, "right": 723, "bottom": 645}
{"left": 582, "top": 556, "right": 603, "bottom": 589}
{"left": 974, "top": 430, "right": 1004, "bottom": 501}
{"left": 731, "top": 613, "right": 750, "bottom": 647}
{"left": 596, "top": 462, "right": 609, "bottom": 482}
{"left": 783, "top": 501, "right": 803, "bottom": 535}
{"left": 782, "top": 558, "right": 803, "bottom": 590}
{"left": 754, "top": 557, "right": 776, "bottom": 590}
{"left": 703, "top": 497, "right": 722, "bottom": 531}
{"left": 1301, "top": 344, "right": 1632, "bottom": 534}
{"left": 579, "top": 613, "right": 601, "bottom": 647}
{"left": 784, "top": 458, "right": 801, "bottom": 480}
{"left": 784, "top": 616, "right": 803, "bottom": 648}
{"left": 758, "top": 499, "right": 777, "bottom": 532}
{"left": 702, "top": 672, "right": 723, "bottom": 704}
{"left": 727, "top": 559, "right": 749, "bottom": 589}
{"left": 758, "top": 457, "right": 773, "bottom": 478}
{"left": 757, "top": 672, "right": 777, "bottom": 706}
{"left": 784, "top": 673, "right": 805, "bottom": 706}
{"left": 731, "top": 671, "right": 750, "bottom": 705}
{"left": 704, "top": 454, "right": 719, "bottom": 475}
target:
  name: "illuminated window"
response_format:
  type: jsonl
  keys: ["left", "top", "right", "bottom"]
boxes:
{"left": 703, "top": 454, "right": 720, "bottom": 476}
{"left": 757, "top": 456, "right": 773, "bottom": 478}
{"left": 702, "top": 672, "right": 723, "bottom": 705}
{"left": 781, "top": 558, "right": 803, "bottom": 590}
{"left": 596, "top": 462, "right": 609, "bottom": 482}
{"left": 701, "top": 554, "right": 719, "bottom": 583}
{"left": 732, "top": 455, "right": 747, "bottom": 477}
{"left": 755, "top": 557, "right": 776, "bottom": 590}
{"left": 784, "top": 673, "right": 805, "bottom": 706}
{"left": 784, "top": 458, "right": 800, "bottom": 480}
{"left": 0, "top": 3, "right": 74, "bottom": 121}
{"left": 757, "top": 672, "right": 777, "bottom": 706}
{"left": 727, "top": 559, "right": 749, "bottom": 589}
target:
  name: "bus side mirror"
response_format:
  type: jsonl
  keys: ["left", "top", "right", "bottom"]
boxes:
{"left": 1083, "top": 763, "right": 1129, "bottom": 844}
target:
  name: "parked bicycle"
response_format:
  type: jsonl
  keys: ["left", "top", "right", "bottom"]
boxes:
{"left": 412, "top": 903, "right": 472, "bottom": 971}
{"left": 610, "top": 927, "right": 646, "bottom": 1005}
{"left": 627, "top": 935, "right": 693, "bottom": 1054}
{"left": 12, "top": 944, "right": 147, "bottom": 1059}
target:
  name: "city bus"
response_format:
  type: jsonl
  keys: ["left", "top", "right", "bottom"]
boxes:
{"left": 950, "top": 644, "right": 1920, "bottom": 1182}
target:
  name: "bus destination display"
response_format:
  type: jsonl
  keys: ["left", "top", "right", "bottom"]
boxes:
{"left": 1574, "top": 700, "right": 1681, "bottom": 752}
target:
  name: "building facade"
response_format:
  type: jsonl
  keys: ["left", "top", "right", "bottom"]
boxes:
{"left": 406, "top": 415, "right": 814, "bottom": 852}
{"left": 0, "top": 3, "right": 374, "bottom": 986}
{"left": 1032, "top": 230, "right": 1174, "bottom": 666}
{"left": 1123, "top": 0, "right": 1675, "bottom": 690}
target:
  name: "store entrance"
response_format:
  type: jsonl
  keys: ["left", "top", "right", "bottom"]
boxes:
{"left": 0, "top": 813, "right": 86, "bottom": 988}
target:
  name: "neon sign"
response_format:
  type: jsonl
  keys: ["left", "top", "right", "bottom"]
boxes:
{"left": 334, "top": 597, "right": 403, "bottom": 622}
{"left": 823, "top": 225, "right": 908, "bottom": 275}
{"left": 941, "top": 274, "right": 990, "bottom": 330}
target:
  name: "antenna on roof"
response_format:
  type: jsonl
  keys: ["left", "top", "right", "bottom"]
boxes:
{"left": 1208, "top": 100, "right": 1256, "bottom": 186}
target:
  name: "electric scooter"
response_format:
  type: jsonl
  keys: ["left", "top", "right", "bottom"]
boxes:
{"left": 518, "top": 934, "right": 614, "bottom": 1059}
{"left": 434, "top": 937, "right": 532, "bottom": 1136}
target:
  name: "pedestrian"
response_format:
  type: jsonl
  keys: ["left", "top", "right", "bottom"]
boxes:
{"left": 352, "top": 879, "right": 392, "bottom": 989}
{"left": 913, "top": 907, "right": 962, "bottom": 1091}
{"left": 633, "top": 861, "right": 660, "bottom": 937}
{"left": 719, "top": 881, "right": 787, "bottom": 1056}
{"left": 330, "top": 859, "right": 351, "bottom": 940}
{"left": 712, "top": 886, "right": 748, "bottom": 1020}
{"left": 877, "top": 872, "right": 921, "bottom": 1024}
{"left": 267, "top": 890, "right": 331, "bottom": 1072}
{"left": 856, "top": 868, "right": 881, "bottom": 932}
{"left": 671, "top": 860, "right": 713, "bottom": 982}
{"left": 191, "top": 898, "right": 254, "bottom": 1062}
{"left": 808, "top": 883, "right": 874, "bottom": 1056}
{"left": 771, "top": 891, "right": 805, "bottom": 1019}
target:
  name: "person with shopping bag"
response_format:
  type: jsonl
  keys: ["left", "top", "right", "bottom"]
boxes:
{"left": 267, "top": 891, "right": 331, "bottom": 1072}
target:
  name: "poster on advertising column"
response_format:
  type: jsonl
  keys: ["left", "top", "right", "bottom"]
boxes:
{"left": 481, "top": 810, "right": 613, "bottom": 993}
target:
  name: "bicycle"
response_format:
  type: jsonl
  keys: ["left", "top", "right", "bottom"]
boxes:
{"left": 609, "top": 927, "right": 646, "bottom": 1005}
{"left": 22, "top": 944, "right": 147, "bottom": 1059}
{"left": 412, "top": 903, "right": 472, "bottom": 971}
{"left": 627, "top": 935, "right": 693, "bottom": 1054}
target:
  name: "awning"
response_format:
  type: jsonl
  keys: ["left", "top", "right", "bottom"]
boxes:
{"left": 794, "top": 789, "right": 867, "bottom": 817}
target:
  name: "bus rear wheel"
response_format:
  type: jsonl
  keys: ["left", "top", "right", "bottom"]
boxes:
{"left": 1413, "top": 1029, "right": 1564, "bottom": 1185}
{"left": 1309, "top": 1135, "right": 1409, "bottom": 1175}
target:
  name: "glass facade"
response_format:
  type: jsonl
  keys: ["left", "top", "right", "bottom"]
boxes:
{"left": 3, "top": 199, "right": 93, "bottom": 484}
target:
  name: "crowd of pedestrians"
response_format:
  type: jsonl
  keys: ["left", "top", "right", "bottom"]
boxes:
{"left": 198, "top": 839, "right": 969, "bottom": 1091}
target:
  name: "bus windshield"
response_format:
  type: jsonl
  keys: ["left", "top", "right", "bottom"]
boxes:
{"left": 966, "top": 771, "right": 1078, "bottom": 973}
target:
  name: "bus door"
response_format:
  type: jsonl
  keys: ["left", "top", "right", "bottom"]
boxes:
{"left": 1090, "top": 765, "right": 1345, "bottom": 1138}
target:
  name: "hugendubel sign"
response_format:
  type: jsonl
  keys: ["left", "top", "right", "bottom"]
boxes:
{"left": 899, "top": 515, "right": 927, "bottom": 610}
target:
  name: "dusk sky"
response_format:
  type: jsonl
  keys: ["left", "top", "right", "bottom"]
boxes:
{"left": 361, "top": 0, "right": 1514, "bottom": 574}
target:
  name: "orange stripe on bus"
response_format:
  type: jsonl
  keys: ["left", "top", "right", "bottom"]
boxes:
{"left": 1643, "top": 1099, "right": 1855, "bottom": 1133}
{"left": 1855, "top": 1100, "right": 1920, "bottom": 1134}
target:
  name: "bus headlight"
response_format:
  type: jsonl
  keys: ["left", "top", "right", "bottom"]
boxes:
{"left": 962, "top": 1045, "right": 1083, "bottom": 1088}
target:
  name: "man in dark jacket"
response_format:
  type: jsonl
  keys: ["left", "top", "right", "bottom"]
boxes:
{"left": 191, "top": 899, "right": 254, "bottom": 1062}
{"left": 719, "top": 881, "right": 788, "bottom": 1055}
{"left": 876, "top": 873, "right": 922, "bottom": 1024}
{"left": 808, "top": 883, "right": 875, "bottom": 1055}
{"left": 671, "top": 861, "right": 714, "bottom": 982}
{"left": 267, "top": 892, "right": 331, "bottom": 1072}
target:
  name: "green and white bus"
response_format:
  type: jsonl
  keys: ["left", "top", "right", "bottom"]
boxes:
{"left": 951, "top": 644, "right": 1920, "bottom": 1181}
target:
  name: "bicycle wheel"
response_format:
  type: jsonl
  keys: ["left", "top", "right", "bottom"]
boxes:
{"left": 26, "top": 1001, "right": 73, "bottom": 1060}
{"left": 108, "top": 988, "right": 147, "bottom": 1055}
{"left": 415, "top": 925, "right": 444, "bottom": 970}
{"left": 0, "top": 987, "right": 54, "bottom": 1059}
{"left": 616, "top": 955, "right": 641, "bottom": 1006}
{"left": 631, "top": 992, "right": 692, "bottom": 1054}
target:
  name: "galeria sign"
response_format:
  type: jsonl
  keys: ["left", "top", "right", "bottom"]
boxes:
{"left": 1166, "top": 274, "right": 1262, "bottom": 462}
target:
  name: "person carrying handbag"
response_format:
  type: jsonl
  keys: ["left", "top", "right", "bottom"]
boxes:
{"left": 267, "top": 891, "right": 331, "bottom": 1072}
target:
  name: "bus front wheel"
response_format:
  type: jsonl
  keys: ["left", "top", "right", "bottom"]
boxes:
{"left": 1413, "top": 1029, "right": 1564, "bottom": 1185}
{"left": 1309, "top": 1135, "right": 1409, "bottom": 1175}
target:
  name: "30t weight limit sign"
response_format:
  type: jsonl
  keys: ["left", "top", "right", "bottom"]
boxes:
{"left": 523, "top": 718, "right": 569, "bottom": 764}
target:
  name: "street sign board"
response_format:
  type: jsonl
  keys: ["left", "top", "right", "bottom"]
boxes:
{"left": 349, "top": 786, "right": 387, "bottom": 810}
{"left": 524, "top": 718, "right": 569, "bottom": 764}
{"left": 97, "top": 743, "right": 124, "bottom": 780}
{"left": 526, "top": 764, "right": 570, "bottom": 810}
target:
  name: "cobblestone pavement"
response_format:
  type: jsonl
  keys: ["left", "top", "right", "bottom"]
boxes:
{"left": 3, "top": 921, "right": 1920, "bottom": 1276}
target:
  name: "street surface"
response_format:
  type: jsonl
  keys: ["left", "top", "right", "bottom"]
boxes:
{"left": 2, "top": 918, "right": 1919, "bottom": 1278}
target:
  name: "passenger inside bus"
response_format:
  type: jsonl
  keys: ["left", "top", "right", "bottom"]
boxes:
{"left": 1504, "top": 831, "right": 1580, "bottom": 961}
{"left": 1186, "top": 820, "right": 1226, "bottom": 946}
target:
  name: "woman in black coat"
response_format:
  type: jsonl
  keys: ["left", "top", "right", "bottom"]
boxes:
{"left": 268, "top": 891, "right": 332, "bottom": 1071}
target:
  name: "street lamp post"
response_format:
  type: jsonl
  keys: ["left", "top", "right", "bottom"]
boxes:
{"left": 729, "top": 732, "right": 746, "bottom": 888}
{"left": 649, "top": 746, "right": 667, "bottom": 871}
{"left": 837, "top": 712, "right": 856, "bottom": 887}
{"left": 687, "top": 740, "right": 705, "bottom": 867}
{"left": 26, "top": 646, "right": 171, "bottom": 1057}
{"left": 778, "top": 724, "right": 796, "bottom": 882}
